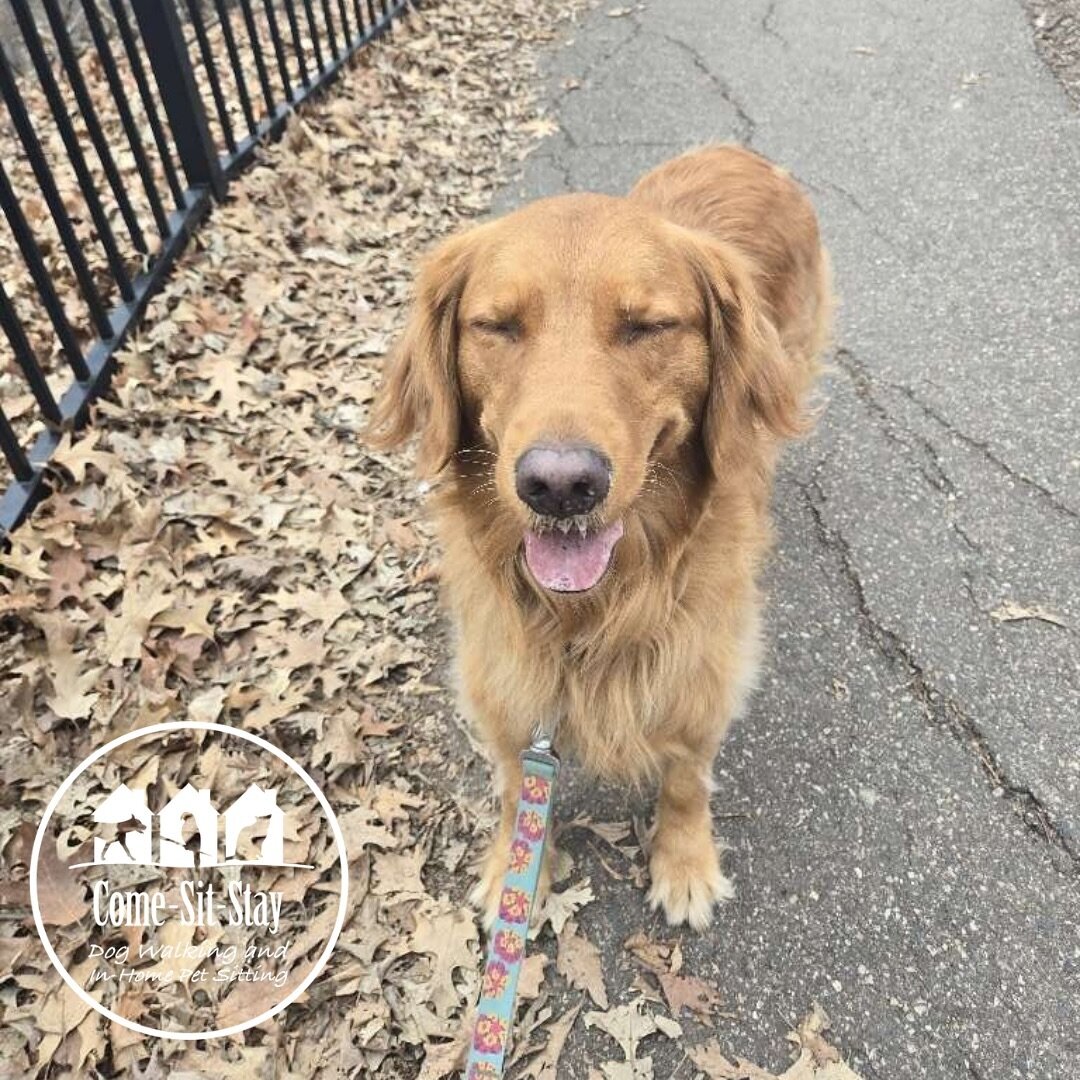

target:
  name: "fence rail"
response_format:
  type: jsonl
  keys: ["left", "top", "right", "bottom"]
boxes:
{"left": 0, "top": 0, "right": 411, "bottom": 539}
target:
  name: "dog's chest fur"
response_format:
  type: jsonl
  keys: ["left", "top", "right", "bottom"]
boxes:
{"left": 451, "top": 550, "right": 763, "bottom": 783}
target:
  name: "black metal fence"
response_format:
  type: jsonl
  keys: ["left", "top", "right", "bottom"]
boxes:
{"left": 0, "top": 0, "right": 411, "bottom": 539}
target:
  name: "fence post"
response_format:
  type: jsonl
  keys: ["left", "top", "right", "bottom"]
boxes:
{"left": 129, "top": 0, "right": 227, "bottom": 200}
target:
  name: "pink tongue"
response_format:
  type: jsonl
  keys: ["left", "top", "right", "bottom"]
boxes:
{"left": 523, "top": 520, "right": 624, "bottom": 592}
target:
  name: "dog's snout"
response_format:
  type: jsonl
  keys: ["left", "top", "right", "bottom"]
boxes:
{"left": 515, "top": 443, "right": 611, "bottom": 518}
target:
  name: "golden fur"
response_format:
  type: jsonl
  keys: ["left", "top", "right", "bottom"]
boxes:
{"left": 368, "top": 145, "right": 831, "bottom": 929}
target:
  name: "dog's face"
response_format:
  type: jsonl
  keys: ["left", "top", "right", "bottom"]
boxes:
{"left": 369, "top": 194, "right": 802, "bottom": 597}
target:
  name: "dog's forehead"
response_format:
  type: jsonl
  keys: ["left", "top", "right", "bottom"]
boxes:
{"left": 465, "top": 195, "right": 691, "bottom": 308}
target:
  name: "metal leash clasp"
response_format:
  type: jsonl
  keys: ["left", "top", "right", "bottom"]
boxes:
{"left": 523, "top": 720, "right": 560, "bottom": 774}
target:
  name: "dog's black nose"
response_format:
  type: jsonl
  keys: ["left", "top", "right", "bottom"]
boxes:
{"left": 515, "top": 443, "right": 611, "bottom": 518}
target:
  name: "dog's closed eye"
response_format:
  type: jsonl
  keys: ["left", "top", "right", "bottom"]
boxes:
{"left": 469, "top": 316, "right": 522, "bottom": 342}
{"left": 619, "top": 317, "right": 680, "bottom": 346}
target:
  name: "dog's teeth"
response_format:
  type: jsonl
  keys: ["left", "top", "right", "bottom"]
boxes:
{"left": 577, "top": 519, "right": 587, "bottom": 537}
{"left": 558, "top": 520, "right": 571, "bottom": 535}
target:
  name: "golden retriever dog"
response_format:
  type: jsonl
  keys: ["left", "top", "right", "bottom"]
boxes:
{"left": 368, "top": 145, "right": 831, "bottom": 930}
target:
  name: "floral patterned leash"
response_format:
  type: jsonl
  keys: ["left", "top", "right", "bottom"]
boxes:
{"left": 465, "top": 730, "right": 560, "bottom": 1078}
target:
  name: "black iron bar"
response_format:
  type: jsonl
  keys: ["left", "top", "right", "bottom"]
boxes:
{"left": 0, "top": 46, "right": 115, "bottom": 338}
{"left": 319, "top": 0, "right": 342, "bottom": 59}
{"left": 236, "top": 0, "right": 278, "bottom": 116}
{"left": 37, "top": 0, "right": 149, "bottom": 255}
{"left": 79, "top": 0, "right": 171, "bottom": 238}
{"left": 281, "top": 0, "right": 312, "bottom": 89}
{"left": 105, "top": 0, "right": 187, "bottom": 212}
{"left": 130, "top": 0, "right": 225, "bottom": 200}
{"left": 0, "top": 162, "right": 92, "bottom": 383}
{"left": 261, "top": 0, "right": 296, "bottom": 103}
{"left": 0, "top": 405, "right": 33, "bottom": 484}
{"left": 184, "top": 0, "right": 239, "bottom": 154}
{"left": 0, "top": 280, "right": 65, "bottom": 427}
{"left": 222, "top": 0, "right": 406, "bottom": 177}
{"left": 8, "top": 0, "right": 135, "bottom": 302}
{"left": 209, "top": 0, "right": 259, "bottom": 136}
{"left": 300, "top": 0, "right": 326, "bottom": 72}
{"left": 336, "top": 0, "right": 352, "bottom": 43}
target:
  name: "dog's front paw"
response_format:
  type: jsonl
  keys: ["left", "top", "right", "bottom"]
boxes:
{"left": 647, "top": 838, "right": 733, "bottom": 931}
{"left": 469, "top": 844, "right": 507, "bottom": 929}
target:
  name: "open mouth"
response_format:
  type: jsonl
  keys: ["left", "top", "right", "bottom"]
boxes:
{"left": 523, "top": 517, "right": 624, "bottom": 593}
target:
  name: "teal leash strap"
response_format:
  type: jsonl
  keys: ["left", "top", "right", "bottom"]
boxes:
{"left": 465, "top": 735, "right": 560, "bottom": 1079}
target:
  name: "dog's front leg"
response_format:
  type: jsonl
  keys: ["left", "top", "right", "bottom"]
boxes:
{"left": 469, "top": 745, "right": 523, "bottom": 927}
{"left": 647, "top": 748, "right": 734, "bottom": 931}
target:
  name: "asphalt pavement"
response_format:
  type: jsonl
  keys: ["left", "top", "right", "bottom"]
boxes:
{"left": 488, "top": 0, "right": 1080, "bottom": 1076}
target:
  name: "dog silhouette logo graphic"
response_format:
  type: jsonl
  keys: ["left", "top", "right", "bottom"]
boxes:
{"left": 86, "top": 782, "right": 290, "bottom": 869}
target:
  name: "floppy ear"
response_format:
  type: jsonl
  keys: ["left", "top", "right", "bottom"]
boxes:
{"left": 680, "top": 230, "right": 809, "bottom": 475}
{"left": 365, "top": 228, "right": 478, "bottom": 475}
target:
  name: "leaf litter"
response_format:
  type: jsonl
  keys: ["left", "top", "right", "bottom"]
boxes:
{"left": 989, "top": 599, "right": 1070, "bottom": 630}
{"left": 0, "top": 1, "right": 868, "bottom": 1078}
{"left": 690, "top": 1004, "right": 864, "bottom": 1080}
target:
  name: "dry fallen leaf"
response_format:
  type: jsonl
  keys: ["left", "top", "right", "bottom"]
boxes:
{"left": 584, "top": 998, "right": 681, "bottom": 1066}
{"left": 623, "top": 930, "right": 679, "bottom": 975}
{"left": 790, "top": 1002, "right": 842, "bottom": 1065}
{"left": 518, "top": 1002, "right": 582, "bottom": 1079}
{"left": 689, "top": 1005, "right": 864, "bottom": 1080}
{"left": 411, "top": 906, "right": 480, "bottom": 1017}
{"left": 0, "top": 540, "right": 51, "bottom": 581}
{"left": 29, "top": 828, "right": 91, "bottom": 927}
{"left": 531, "top": 877, "right": 596, "bottom": 938}
{"left": 690, "top": 1043, "right": 779, "bottom": 1080}
{"left": 103, "top": 577, "right": 174, "bottom": 666}
{"left": 557, "top": 918, "right": 609, "bottom": 1008}
{"left": 657, "top": 969, "right": 724, "bottom": 1020}
{"left": 51, "top": 429, "right": 119, "bottom": 483}
{"left": 44, "top": 640, "right": 103, "bottom": 722}
{"left": 990, "top": 600, "right": 1069, "bottom": 629}
{"left": 518, "top": 951, "right": 549, "bottom": 1001}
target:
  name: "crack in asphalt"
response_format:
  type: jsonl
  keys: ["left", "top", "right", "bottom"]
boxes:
{"left": 574, "top": 13, "right": 645, "bottom": 94}
{"left": 835, "top": 347, "right": 1080, "bottom": 535}
{"left": 553, "top": 154, "right": 575, "bottom": 191}
{"left": 550, "top": 11, "right": 645, "bottom": 114}
{"left": 835, "top": 348, "right": 957, "bottom": 497}
{"left": 798, "top": 469, "right": 1080, "bottom": 872}
{"left": 761, "top": 0, "right": 789, "bottom": 48}
{"left": 896, "top": 384, "right": 1080, "bottom": 525}
{"left": 539, "top": 10, "right": 646, "bottom": 182}
{"left": 798, "top": 174, "right": 907, "bottom": 257}
{"left": 657, "top": 30, "right": 758, "bottom": 145}
{"left": 959, "top": 567, "right": 981, "bottom": 610}
{"left": 538, "top": 10, "right": 763, "bottom": 193}
{"left": 951, "top": 520, "right": 983, "bottom": 554}
{"left": 824, "top": 351, "right": 1079, "bottom": 867}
